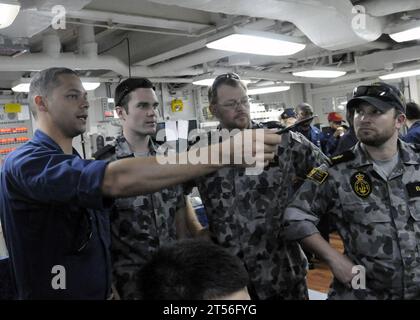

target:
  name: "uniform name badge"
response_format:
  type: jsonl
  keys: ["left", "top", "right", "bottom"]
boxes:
{"left": 307, "top": 167, "right": 328, "bottom": 184}
{"left": 350, "top": 171, "right": 372, "bottom": 198}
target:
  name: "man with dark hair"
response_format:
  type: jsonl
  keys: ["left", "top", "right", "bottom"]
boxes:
{"left": 402, "top": 101, "right": 420, "bottom": 144}
{"left": 189, "top": 73, "right": 328, "bottom": 300}
{"left": 139, "top": 239, "right": 250, "bottom": 300}
{"left": 0, "top": 67, "right": 280, "bottom": 299}
{"left": 283, "top": 82, "right": 420, "bottom": 299}
{"left": 294, "top": 102, "right": 322, "bottom": 148}
{"left": 94, "top": 77, "right": 205, "bottom": 299}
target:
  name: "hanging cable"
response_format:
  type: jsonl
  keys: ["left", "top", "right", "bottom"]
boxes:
{"left": 99, "top": 37, "right": 131, "bottom": 77}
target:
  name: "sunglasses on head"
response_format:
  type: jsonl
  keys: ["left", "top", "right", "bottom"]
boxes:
{"left": 211, "top": 73, "right": 241, "bottom": 94}
{"left": 352, "top": 84, "right": 404, "bottom": 108}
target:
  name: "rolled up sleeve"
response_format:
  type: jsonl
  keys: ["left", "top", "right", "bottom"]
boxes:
{"left": 10, "top": 150, "right": 110, "bottom": 210}
{"left": 282, "top": 166, "right": 336, "bottom": 241}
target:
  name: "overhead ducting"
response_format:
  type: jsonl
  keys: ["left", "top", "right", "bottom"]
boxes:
{"left": 149, "top": 0, "right": 384, "bottom": 50}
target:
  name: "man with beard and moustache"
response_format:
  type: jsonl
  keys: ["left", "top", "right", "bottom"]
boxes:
{"left": 188, "top": 73, "right": 328, "bottom": 300}
{"left": 282, "top": 82, "right": 420, "bottom": 299}
{"left": 94, "top": 78, "right": 205, "bottom": 299}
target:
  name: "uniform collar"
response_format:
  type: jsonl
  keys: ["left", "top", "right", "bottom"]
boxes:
{"left": 33, "top": 129, "right": 79, "bottom": 156}
{"left": 349, "top": 139, "right": 418, "bottom": 169}
{"left": 216, "top": 120, "right": 260, "bottom": 131}
{"left": 115, "top": 135, "right": 157, "bottom": 158}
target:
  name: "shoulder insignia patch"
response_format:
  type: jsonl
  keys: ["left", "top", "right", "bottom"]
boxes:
{"left": 307, "top": 167, "right": 329, "bottom": 184}
{"left": 329, "top": 150, "right": 356, "bottom": 166}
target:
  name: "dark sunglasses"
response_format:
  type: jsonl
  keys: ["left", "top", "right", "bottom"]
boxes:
{"left": 352, "top": 84, "right": 404, "bottom": 108}
{"left": 211, "top": 73, "right": 241, "bottom": 94}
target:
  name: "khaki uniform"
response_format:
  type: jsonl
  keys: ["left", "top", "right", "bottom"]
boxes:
{"left": 283, "top": 141, "right": 420, "bottom": 299}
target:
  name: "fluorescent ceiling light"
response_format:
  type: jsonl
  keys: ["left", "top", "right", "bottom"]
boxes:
{"left": 292, "top": 70, "right": 346, "bottom": 78}
{"left": 192, "top": 78, "right": 217, "bottom": 86}
{"left": 0, "top": 2, "right": 20, "bottom": 29}
{"left": 192, "top": 77, "right": 251, "bottom": 86}
{"left": 82, "top": 82, "right": 100, "bottom": 91}
{"left": 12, "top": 83, "right": 30, "bottom": 93}
{"left": 247, "top": 85, "right": 290, "bottom": 95}
{"left": 390, "top": 26, "right": 420, "bottom": 43}
{"left": 379, "top": 69, "right": 420, "bottom": 80}
{"left": 206, "top": 28, "right": 305, "bottom": 56}
{"left": 11, "top": 78, "right": 101, "bottom": 92}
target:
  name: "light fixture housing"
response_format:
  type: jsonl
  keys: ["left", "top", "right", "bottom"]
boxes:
{"left": 379, "top": 68, "right": 420, "bottom": 80}
{"left": 389, "top": 26, "right": 420, "bottom": 43}
{"left": 292, "top": 69, "right": 346, "bottom": 78}
{"left": 247, "top": 85, "right": 290, "bottom": 95}
{"left": 206, "top": 27, "right": 306, "bottom": 56}
{"left": 0, "top": 1, "right": 20, "bottom": 29}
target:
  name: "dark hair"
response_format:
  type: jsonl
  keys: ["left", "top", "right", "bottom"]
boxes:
{"left": 114, "top": 77, "right": 155, "bottom": 113}
{"left": 405, "top": 102, "right": 420, "bottom": 120}
{"left": 28, "top": 67, "right": 78, "bottom": 119}
{"left": 208, "top": 73, "right": 247, "bottom": 105}
{"left": 138, "top": 239, "right": 249, "bottom": 300}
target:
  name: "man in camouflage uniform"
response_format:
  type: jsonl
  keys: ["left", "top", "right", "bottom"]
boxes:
{"left": 191, "top": 73, "right": 328, "bottom": 300}
{"left": 95, "top": 78, "right": 203, "bottom": 299}
{"left": 283, "top": 82, "right": 420, "bottom": 299}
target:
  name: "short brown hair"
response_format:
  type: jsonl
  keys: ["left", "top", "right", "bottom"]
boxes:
{"left": 208, "top": 73, "right": 247, "bottom": 105}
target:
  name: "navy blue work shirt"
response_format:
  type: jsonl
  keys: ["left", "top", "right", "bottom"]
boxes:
{"left": 0, "top": 130, "right": 112, "bottom": 299}
{"left": 402, "top": 121, "right": 420, "bottom": 145}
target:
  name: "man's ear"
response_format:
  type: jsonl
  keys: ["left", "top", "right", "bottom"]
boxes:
{"left": 34, "top": 95, "right": 48, "bottom": 113}
{"left": 396, "top": 112, "right": 406, "bottom": 129}
{"left": 115, "top": 106, "right": 126, "bottom": 120}
{"left": 209, "top": 103, "right": 218, "bottom": 118}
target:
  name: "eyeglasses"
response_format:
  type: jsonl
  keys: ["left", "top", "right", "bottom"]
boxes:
{"left": 352, "top": 84, "right": 405, "bottom": 109}
{"left": 218, "top": 97, "right": 250, "bottom": 109}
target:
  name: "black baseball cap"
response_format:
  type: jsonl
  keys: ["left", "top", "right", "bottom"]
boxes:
{"left": 347, "top": 82, "right": 406, "bottom": 114}
{"left": 114, "top": 78, "right": 155, "bottom": 107}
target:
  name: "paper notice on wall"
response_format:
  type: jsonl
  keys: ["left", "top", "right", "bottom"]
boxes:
{"left": 17, "top": 105, "right": 30, "bottom": 121}
{"left": 177, "top": 120, "right": 189, "bottom": 139}
{"left": 165, "top": 120, "right": 178, "bottom": 141}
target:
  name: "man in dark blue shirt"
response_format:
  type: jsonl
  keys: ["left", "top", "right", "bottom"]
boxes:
{"left": 402, "top": 101, "right": 420, "bottom": 144}
{"left": 0, "top": 67, "right": 281, "bottom": 299}
{"left": 293, "top": 103, "right": 322, "bottom": 148}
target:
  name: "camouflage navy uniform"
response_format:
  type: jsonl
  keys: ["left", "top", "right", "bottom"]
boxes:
{"left": 95, "top": 136, "right": 185, "bottom": 299}
{"left": 193, "top": 124, "right": 328, "bottom": 300}
{"left": 283, "top": 141, "right": 420, "bottom": 299}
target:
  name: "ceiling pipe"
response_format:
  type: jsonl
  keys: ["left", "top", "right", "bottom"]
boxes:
{"left": 149, "top": 0, "right": 384, "bottom": 50}
{"left": 361, "top": 0, "right": 420, "bottom": 17}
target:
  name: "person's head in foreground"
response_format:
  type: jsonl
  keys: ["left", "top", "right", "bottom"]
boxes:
{"left": 138, "top": 239, "right": 251, "bottom": 300}
{"left": 346, "top": 82, "right": 406, "bottom": 147}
